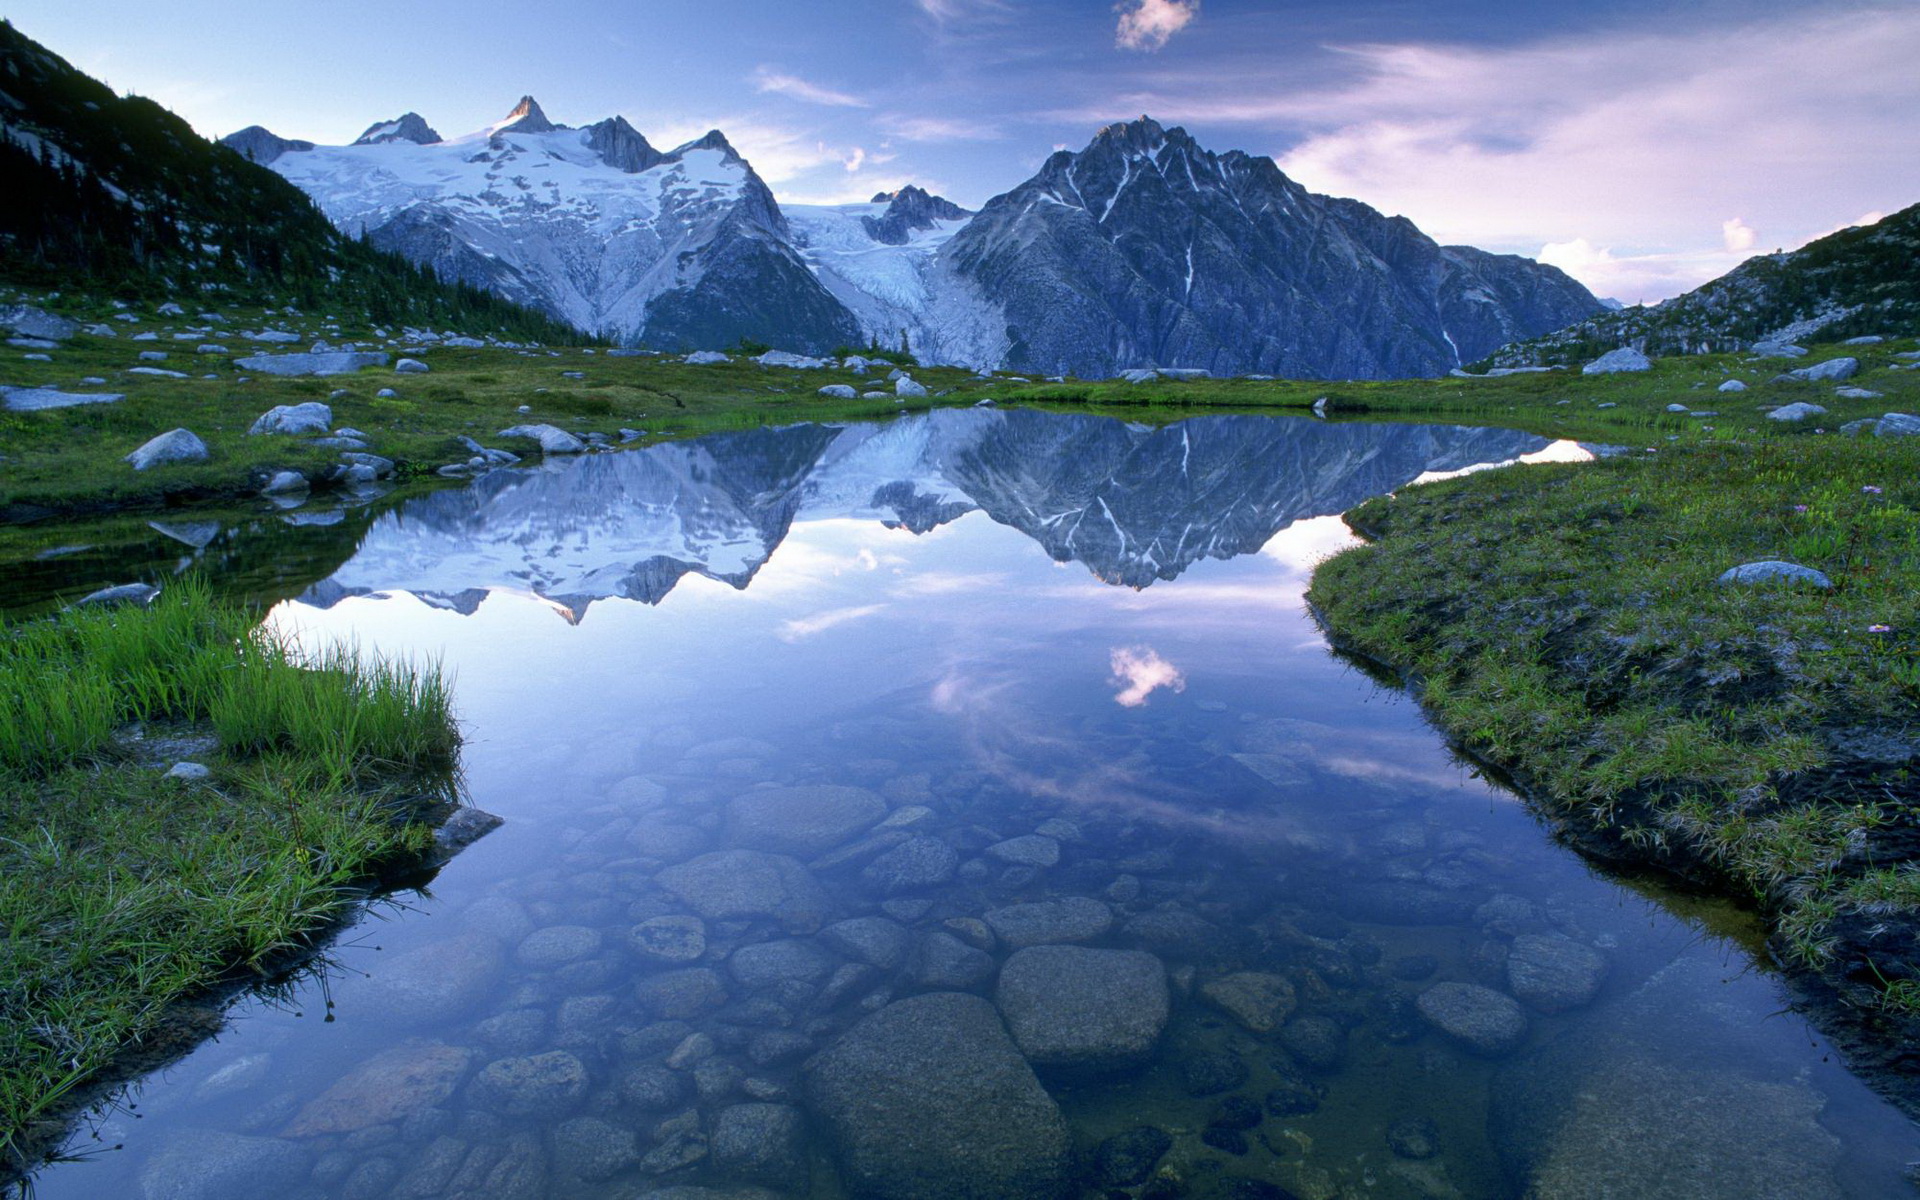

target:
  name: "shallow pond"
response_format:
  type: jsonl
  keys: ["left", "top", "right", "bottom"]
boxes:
{"left": 13, "top": 409, "right": 1920, "bottom": 1199}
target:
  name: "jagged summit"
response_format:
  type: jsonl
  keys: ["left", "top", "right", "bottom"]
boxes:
{"left": 861, "top": 185, "right": 972, "bottom": 246}
{"left": 222, "top": 124, "right": 314, "bottom": 165}
{"left": 670, "top": 129, "right": 745, "bottom": 165}
{"left": 353, "top": 112, "right": 441, "bottom": 146}
{"left": 493, "top": 95, "right": 561, "bottom": 135}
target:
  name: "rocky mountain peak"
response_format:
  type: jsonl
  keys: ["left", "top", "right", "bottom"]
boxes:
{"left": 221, "top": 125, "right": 315, "bottom": 165}
{"left": 1091, "top": 115, "right": 1172, "bottom": 157}
{"left": 671, "top": 129, "right": 745, "bottom": 165}
{"left": 861, "top": 185, "right": 972, "bottom": 245}
{"left": 583, "top": 114, "right": 664, "bottom": 174}
{"left": 352, "top": 112, "right": 441, "bottom": 146}
{"left": 495, "top": 95, "right": 560, "bottom": 134}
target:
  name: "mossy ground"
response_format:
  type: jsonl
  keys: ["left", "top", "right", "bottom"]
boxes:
{"left": 1308, "top": 425, "right": 1920, "bottom": 1029}
{"left": 0, "top": 580, "right": 459, "bottom": 1179}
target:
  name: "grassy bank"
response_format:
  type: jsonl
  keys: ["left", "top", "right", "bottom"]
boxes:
{"left": 1308, "top": 436, "right": 1920, "bottom": 1034}
{"left": 0, "top": 580, "right": 459, "bottom": 1177}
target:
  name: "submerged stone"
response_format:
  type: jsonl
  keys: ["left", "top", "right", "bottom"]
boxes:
{"left": 994, "top": 945, "right": 1169, "bottom": 1069}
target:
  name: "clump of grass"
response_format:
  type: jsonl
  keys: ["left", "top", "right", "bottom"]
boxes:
{"left": 0, "top": 582, "right": 458, "bottom": 1177}
{"left": 1309, "top": 435, "right": 1920, "bottom": 1010}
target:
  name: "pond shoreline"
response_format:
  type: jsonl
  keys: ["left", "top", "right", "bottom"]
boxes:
{"left": 1306, "top": 445, "right": 1920, "bottom": 1118}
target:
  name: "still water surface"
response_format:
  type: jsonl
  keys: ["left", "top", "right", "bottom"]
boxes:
{"left": 17, "top": 410, "right": 1920, "bottom": 1199}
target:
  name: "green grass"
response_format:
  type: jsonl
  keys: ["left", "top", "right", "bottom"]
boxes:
{"left": 1308, "top": 433, "right": 1920, "bottom": 1013}
{"left": 0, "top": 580, "right": 458, "bottom": 1176}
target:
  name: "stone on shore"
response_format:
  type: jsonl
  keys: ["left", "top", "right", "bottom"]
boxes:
{"left": 1787, "top": 357, "right": 1858, "bottom": 383}
{"left": 125, "top": 428, "right": 209, "bottom": 470}
{"left": 1765, "top": 401, "right": 1827, "bottom": 422}
{"left": 248, "top": 402, "right": 332, "bottom": 436}
{"left": 497, "top": 423, "right": 587, "bottom": 454}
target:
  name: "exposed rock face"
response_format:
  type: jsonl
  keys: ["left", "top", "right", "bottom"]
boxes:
{"left": 222, "top": 124, "right": 315, "bottom": 164}
{"left": 861, "top": 185, "right": 971, "bottom": 246}
{"left": 936, "top": 117, "right": 1600, "bottom": 378}
{"left": 352, "top": 112, "right": 441, "bottom": 146}
{"left": 804, "top": 992, "right": 1073, "bottom": 1199}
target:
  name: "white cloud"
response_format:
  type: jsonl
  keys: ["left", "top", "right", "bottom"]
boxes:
{"left": 1722, "top": 217, "right": 1757, "bottom": 253}
{"left": 1115, "top": 0, "right": 1199, "bottom": 52}
{"left": 753, "top": 67, "right": 868, "bottom": 109}
{"left": 778, "top": 604, "right": 888, "bottom": 641}
{"left": 879, "top": 114, "right": 1003, "bottom": 142}
{"left": 1109, "top": 645, "right": 1186, "bottom": 707}
{"left": 915, "top": 0, "right": 1012, "bottom": 25}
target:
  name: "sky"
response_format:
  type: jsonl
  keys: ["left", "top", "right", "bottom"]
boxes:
{"left": 6, "top": 0, "right": 1917, "bottom": 304}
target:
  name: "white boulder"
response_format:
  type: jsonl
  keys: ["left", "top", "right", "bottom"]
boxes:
{"left": 1581, "top": 347, "right": 1652, "bottom": 375}
{"left": 249, "top": 402, "right": 334, "bottom": 436}
{"left": 125, "top": 428, "right": 210, "bottom": 470}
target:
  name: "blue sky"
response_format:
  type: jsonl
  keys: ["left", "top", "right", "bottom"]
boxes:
{"left": 7, "top": 0, "right": 1917, "bottom": 303}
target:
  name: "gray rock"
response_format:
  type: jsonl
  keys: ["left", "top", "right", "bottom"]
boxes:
{"left": 74, "top": 582, "right": 160, "bottom": 609}
{"left": 248, "top": 402, "right": 333, "bottom": 436}
{"left": 196, "top": 344, "right": 228, "bottom": 355}
{"left": 685, "top": 351, "right": 731, "bottom": 364}
{"left": 125, "top": 428, "right": 210, "bottom": 470}
{"left": 861, "top": 834, "right": 960, "bottom": 892}
{"left": 1506, "top": 933, "right": 1610, "bottom": 1013}
{"left": 1386, "top": 1115, "right": 1440, "bottom": 1160}
{"left": 985, "top": 834, "right": 1060, "bottom": 867}
{"left": 1581, "top": 347, "right": 1652, "bottom": 375}
{"left": 984, "top": 896, "right": 1113, "bottom": 948}
{"left": 1717, "top": 379, "right": 1748, "bottom": 392}
{"left": 354, "top": 930, "right": 504, "bottom": 1025}
{"left": 621, "top": 1065, "right": 688, "bottom": 1110}
{"left": 1279, "top": 1014, "right": 1347, "bottom": 1071}
{"left": 497, "top": 423, "right": 587, "bottom": 454}
{"left": 994, "top": 945, "right": 1169, "bottom": 1069}
{"left": 1094, "top": 1126, "right": 1174, "bottom": 1186}
{"left": 339, "top": 451, "right": 395, "bottom": 477}
{"left": 1787, "top": 357, "right": 1858, "bottom": 382}
{"left": 728, "top": 784, "right": 887, "bottom": 856}
{"left": 711, "top": 1103, "right": 809, "bottom": 1191}
{"left": 259, "top": 470, "right": 307, "bottom": 496}
{"left": 908, "top": 931, "right": 996, "bottom": 990}
{"left": 396, "top": 357, "right": 430, "bottom": 373}
{"left": 138, "top": 1129, "right": 310, "bottom": 1200}
{"left": 165, "top": 762, "right": 212, "bottom": 781}
{"left": 804, "top": 993, "right": 1072, "bottom": 1200}
{"left": 817, "top": 384, "right": 857, "bottom": 399}
{"left": 1752, "top": 341, "right": 1808, "bottom": 358}
{"left": 754, "top": 350, "right": 827, "bottom": 369}
{"left": 895, "top": 375, "right": 929, "bottom": 398}
{"left": 137, "top": 349, "right": 169, "bottom": 361}
{"left": 635, "top": 967, "right": 729, "bottom": 1019}
{"left": 1765, "top": 401, "right": 1828, "bottom": 422}
{"left": 1875, "top": 412, "right": 1920, "bottom": 437}
{"left": 819, "top": 917, "right": 912, "bottom": 970}
{"left": 468, "top": 1051, "right": 589, "bottom": 1117}
{"left": 233, "top": 351, "right": 387, "bottom": 377}
{"left": 1834, "top": 386, "right": 1882, "bottom": 399}
{"left": 658, "top": 850, "right": 832, "bottom": 933}
{"left": 630, "top": 915, "right": 708, "bottom": 963}
{"left": 1715, "top": 560, "right": 1833, "bottom": 589}
{"left": 1665, "top": 403, "right": 1689, "bottom": 413}
{"left": 128, "top": 366, "right": 188, "bottom": 377}
{"left": 553, "top": 1116, "right": 639, "bottom": 1181}
{"left": 1418, "top": 981, "right": 1529, "bottom": 1056}
{"left": 729, "top": 938, "right": 837, "bottom": 989}
{"left": 514, "top": 924, "right": 601, "bottom": 970}
{"left": 0, "top": 303, "right": 79, "bottom": 341}
{"left": 3, "top": 385, "right": 125, "bottom": 411}
{"left": 1199, "top": 971, "right": 1297, "bottom": 1033}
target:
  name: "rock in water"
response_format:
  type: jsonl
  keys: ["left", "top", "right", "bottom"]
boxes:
{"left": 983, "top": 896, "right": 1113, "bottom": 947}
{"left": 1506, "top": 934, "right": 1609, "bottom": 1013}
{"left": 727, "top": 784, "right": 887, "bottom": 856}
{"left": 283, "top": 1042, "right": 472, "bottom": 1136}
{"left": 804, "top": 992, "right": 1073, "bottom": 1199}
{"left": 1417, "top": 982, "right": 1528, "bottom": 1057}
{"left": 656, "top": 850, "right": 832, "bottom": 932}
{"left": 1581, "top": 347, "right": 1652, "bottom": 375}
{"left": 994, "top": 945, "right": 1169, "bottom": 1069}
{"left": 1199, "top": 971, "right": 1297, "bottom": 1033}
{"left": 137, "top": 1129, "right": 310, "bottom": 1200}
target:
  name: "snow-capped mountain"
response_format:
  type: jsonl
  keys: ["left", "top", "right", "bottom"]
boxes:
{"left": 299, "top": 409, "right": 1549, "bottom": 614}
{"left": 230, "top": 105, "right": 1598, "bottom": 377}
{"left": 225, "top": 97, "right": 857, "bottom": 353}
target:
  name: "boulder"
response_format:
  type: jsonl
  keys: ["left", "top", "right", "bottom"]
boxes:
{"left": 986, "top": 835, "right": 1060, "bottom": 867}
{"left": 125, "top": 428, "right": 209, "bottom": 470}
{"left": 515, "top": 924, "right": 602, "bottom": 969}
{"left": 729, "top": 938, "right": 837, "bottom": 989}
{"left": 3, "top": 385, "right": 124, "bottom": 411}
{"left": 1833, "top": 386, "right": 1882, "bottom": 399}
{"left": 1717, "top": 379, "right": 1748, "bottom": 392}
{"left": 395, "top": 357, "right": 430, "bottom": 373}
{"left": 754, "top": 350, "right": 827, "bottom": 369}
{"left": 137, "top": 1129, "right": 310, "bottom": 1200}
{"left": 1766, "top": 401, "right": 1827, "bottom": 422}
{"left": 710, "top": 1103, "right": 809, "bottom": 1191}
{"left": 1715, "top": 561, "right": 1832, "bottom": 589}
{"left": 908, "top": 931, "right": 996, "bottom": 990}
{"left": 819, "top": 917, "right": 913, "bottom": 970}
{"left": 685, "top": 351, "right": 731, "bottom": 364}
{"left": 1581, "top": 347, "right": 1651, "bottom": 375}
{"left": 817, "top": 384, "right": 858, "bottom": 399}
{"left": 1199, "top": 971, "right": 1297, "bottom": 1033}
{"left": 861, "top": 834, "right": 960, "bottom": 892}
{"left": 0, "top": 303, "right": 79, "bottom": 341}
{"left": 1875, "top": 412, "right": 1920, "bottom": 437}
{"left": 1417, "top": 981, "right": 1528, "bottom": 1056}
{"left": 497, "top": 423, "right": 587, "bottom": 454}
{"left": 352, "top": 930, "right": 504, "bottom": 1025}
{"left": 1787, "top": 357, "right": 1858, "bottom": 382}
{"left": 630, "top": 915, "right": 708, "bottom": 963}
{"left": 994, "top": 946, "right": 1169, "bottom": 1069}
{"left": 259, "top": 470, "right": 307, "bottom": 495}
{"left": 283, "top": 1042, "right": 472, "bottom": 1136}
{"left": 553, "top": 1116, "right": 641, "bottom": 1182}
{"left": 727, "top": 784, "right": 887, "bottom": 856}
{"left": 657, "top": 850, "right": 832, "bottom": 932}
{"left": 248, "top": 402, "right": 333, "bottom": 436}
{"left": 985, "top": 897, "right": 1113, "bottom": 948}
{"left": 804, "top": 993, "right": 1073, "bottom": 1200}
{"left": 468, "top": 1050, "right": 589, "bottom": 1117}
{"left": 1506, "top": 934, "right": 1610, "bottom": 1013}
{"left": 74, "top": 582, "right": 160, "bottom": 609}
{"left": 1093, "top": 1126, "right": 1174, "bottom": 1187}
{"left": 1118, "top": 368, "right": 1159, "bottom": 383}
{"left": 895, "top": 376, "right": 929, "bottom": 398}
{"left": 232, "top": 351, "right": 387, "bottom": 376}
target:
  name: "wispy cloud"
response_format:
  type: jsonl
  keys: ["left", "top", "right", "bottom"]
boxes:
{"left": 1110, "top": 645, "right": 1186, "bottom": 707}
{"left": 753, "top": 67, "right": 868, "bottom": 109}
{"left": 778, "top": 603, "right": 888, "bottom": 641}
{"left": 915, "top": 0, "right": 1013, "bottom": 26}
{"left": 879, "top": 114, "right": 1004, "bottom": 142}
{"left": 1115, "top": 0, "right": 1200, "bottom": 52}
